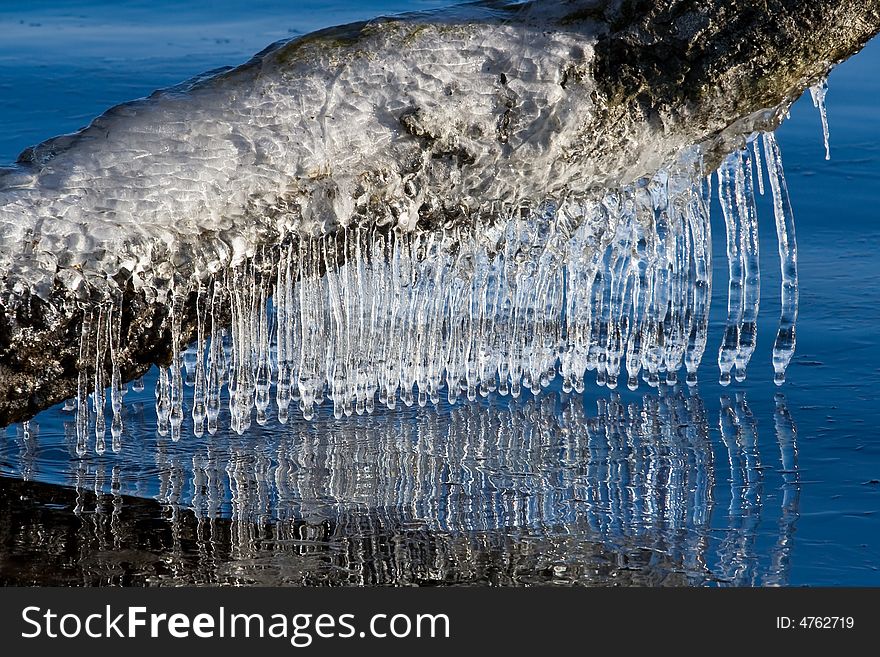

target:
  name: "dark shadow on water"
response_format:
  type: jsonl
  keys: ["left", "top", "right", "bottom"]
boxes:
{"left": 0, "top": 388, "right": 799, "bottom": 586}
{"left": 0, "top": 477, "right": 704, "bottom": 586}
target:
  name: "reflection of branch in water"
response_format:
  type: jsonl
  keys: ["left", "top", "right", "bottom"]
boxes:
{"left": 0, "top": 389, "right": 801, "bottom": 586}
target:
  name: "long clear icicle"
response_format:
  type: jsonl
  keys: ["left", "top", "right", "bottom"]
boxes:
{"left": 751, "top": 137, "right": 766, "bottom": 196}
{"left": 762, "top": 133, "right": 799, "bottom": 385}
{"left": 108, "top": 299, "right": 124, "bottom": 452}
{"left": 809, "top": 78, "right": 831, "bottom": 160}
{"left": 717, "top": 158, "right": 744, "bottom": 386}
{"left": 684, "top": 177, "right": 712, "bottom": 385}
{"left": 735, "top": 147, "right": 760, "bottom": 382}
{"left": 75, "top": 308, "right": 94, "bottom": 456}
{"left": 92, "top": 304, "right": 108, "bottom": 454}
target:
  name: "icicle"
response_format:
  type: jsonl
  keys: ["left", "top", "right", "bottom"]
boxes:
{"left": 762, "top": 132, "right": 799, "bottom": 385}
{"left": 734, "top": 148, "right": 760, "bottom": 382}
{"left": 182, "top": 343, "right": 198, "bottom": 387}
{"left": 108, "top": 298, "right": 124, "bottom": 452}
{"left": 275, "top": 244, "right": 292, "bottom": 424}
{"left": 206, "top": 277, "right": 225, "bottom": 435}
{"left": 75, "top": 307, "right": 93, "bottom": 456}
{"left": 717, "top": 156, "right": 744, "bottom": 386}
{"left": 254, "top": 259, "right": 272, "bottom": 426}
{"left": 168, "top": 285, "right": 186, "bottom": 442}
{"left": 751, "top": 136, "right": 765, "bottom": 196}
{"left": 663, "top": 180, "right": 691, "bottom": 385}
{"left": 809, "top": 78, "right": 831, "bottom": 160}
{"left": 684, "top": 177, "right": 711, "bottom": 386}
{"left": 156, "top": 365, "right": 170, "bottom": 436}
{"left": 626, "top": 215, "right": 650, "bottom": 391}
{"left": 192, "top": 284, "right": 207, "bottom": 437}
{"left": 93, "top": 304, "right": 108, "bottom": 454}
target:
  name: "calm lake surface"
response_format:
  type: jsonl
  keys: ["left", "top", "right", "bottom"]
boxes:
{"left": 0, "top": 1, "right": 878, "bottom": 586}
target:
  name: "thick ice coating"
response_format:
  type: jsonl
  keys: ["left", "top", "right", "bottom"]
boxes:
{"left": 0, "top": 3, "right": 612, "bottom": 298}
{"left": 0, "top": 0, "right": 853, "bottom": 298}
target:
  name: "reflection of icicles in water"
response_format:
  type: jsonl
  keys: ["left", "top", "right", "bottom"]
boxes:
{"left": 714, "top": 391, "right": 801, "bottom": 586}
{"left": 718, "top": 393, "right": 763, "bottom": 585}
{"left": 64, "top": 137, "right": 800, "bottom": 438}
{"left": 2, "top": 388, "right": 803, "bottom": 585}
{"left": 766, "top": 393, "right": 800, "bottom": 586}
{"left": 810, "top": 77, "right": 831, "bottom": 160}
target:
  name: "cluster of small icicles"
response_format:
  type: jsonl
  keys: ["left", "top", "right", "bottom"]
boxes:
{"left": 65, "top": 132, "right": 798, "bottom": 449}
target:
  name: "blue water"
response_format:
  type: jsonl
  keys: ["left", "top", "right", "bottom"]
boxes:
{"left": 1, "top": 1, "right": 879, "bottom": 586}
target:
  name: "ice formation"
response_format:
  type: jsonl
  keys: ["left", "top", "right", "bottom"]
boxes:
{"left": 810, "top": 78, "right": 832, "bottom": 160}
{"left": 5, "top": 0, "right": 872, "bottom": 436}
{"left": 54, "top": 132, "right": 800, "bottom": 449}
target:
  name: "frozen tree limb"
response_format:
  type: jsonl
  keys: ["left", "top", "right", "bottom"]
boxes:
{"left": 1, "top": 0, "right": 878, "bottom": 425}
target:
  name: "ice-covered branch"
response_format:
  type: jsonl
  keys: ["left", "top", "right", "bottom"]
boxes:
{"left": 1, "top": 0, "right": 878, "bottom": 427}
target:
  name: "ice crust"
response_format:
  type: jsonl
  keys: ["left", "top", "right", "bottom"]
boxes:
{"left": 1, "top": 8, "right": 611, "bottom": 300}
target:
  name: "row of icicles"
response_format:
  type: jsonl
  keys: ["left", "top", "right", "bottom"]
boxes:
{"left": 64, "top": 131, "right": 799, "bottom": 450}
